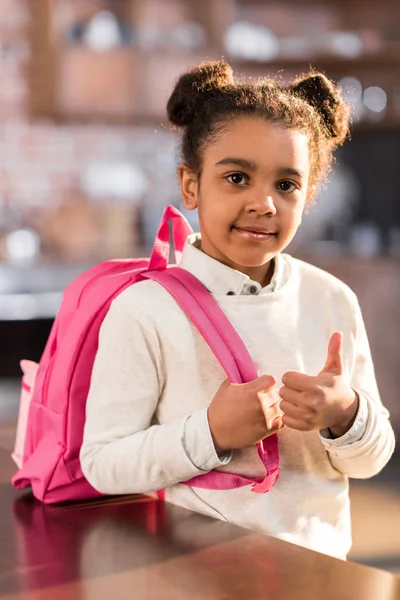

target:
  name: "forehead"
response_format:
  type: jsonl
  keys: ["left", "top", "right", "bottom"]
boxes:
{"left": 204, "top": 117, "right": 310, "bottom": 171}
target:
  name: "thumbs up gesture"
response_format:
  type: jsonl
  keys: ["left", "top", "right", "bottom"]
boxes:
{"left": 279, "top": 332, "right": 359, "bottom": 437}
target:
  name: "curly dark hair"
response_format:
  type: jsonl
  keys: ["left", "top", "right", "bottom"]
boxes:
{"left": 166, "top": 60, "right": 351, "bottom": 199}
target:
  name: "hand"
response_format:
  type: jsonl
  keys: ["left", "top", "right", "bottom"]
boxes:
{"left": 279, "top": 332, "right": 359, "bottom": 436}
{"left": 208, "top": 375, "right": 285, "bottom": 453}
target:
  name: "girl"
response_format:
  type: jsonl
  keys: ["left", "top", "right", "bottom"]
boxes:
{"left": 80, "top": 61, "right": 395, "bottom": 560}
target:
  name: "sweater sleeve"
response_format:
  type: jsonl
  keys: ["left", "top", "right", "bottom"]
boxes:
{"left": 319, "top": 300, "right": 395, "bottom": 479}
{"left": 80, "top": 292, "right": 224, "bottom": 495}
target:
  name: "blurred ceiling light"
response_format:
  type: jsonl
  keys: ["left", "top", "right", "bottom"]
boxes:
{"left": 330, "top": 32, "right": 363, "bottom": 58}
{"left": 83, "top": 11, "right": 123, "bottom": 51}
{"left": 136, "top": 23, "right": 165, "bottom": 50}
{"left": 363, "top": 86, "right": 387, "bottom": 113}
{"left": 338, "top": 76, "right": 363, "bottom": 103}
{"left": 170, "top": 22, "right": 206, "bottom": 50}
{"left": 5, "top": 229, "right": 40, "bottom": 265}
{"left": 81, "top": 161, "right": 148, "bottom": 203}
{"left": 224, "top": 22, "right": 279, "bottom": 61}
{"left": 338, "top": 76, "right": 364, "bottom": 121}
{"left": 279, "top": 36, "right": 314, "bottom": 60}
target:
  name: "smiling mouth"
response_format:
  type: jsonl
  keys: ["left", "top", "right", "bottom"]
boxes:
{"left": 232, "top": 226, "right": 277, "bottom": 241}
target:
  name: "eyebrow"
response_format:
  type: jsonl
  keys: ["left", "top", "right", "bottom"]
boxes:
{"left": 215, "top": 158, "right": 305, "bottom": 180}
{"left": 215, "top": 157, "right": 257, "bottom": 170}
{"left": 276, "top": 167, "right": 305, "bottom": 180}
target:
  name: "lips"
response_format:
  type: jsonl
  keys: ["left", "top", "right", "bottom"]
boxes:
{"left": 232, "top": 226, "right": 277, "bottom": 242}
{"left": 234, "top": 226, "right": 276, "bottom": 235}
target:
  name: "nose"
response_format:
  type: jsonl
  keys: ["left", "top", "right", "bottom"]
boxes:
{"left": 247, "top": 193, "right": 277, "bottom": 216}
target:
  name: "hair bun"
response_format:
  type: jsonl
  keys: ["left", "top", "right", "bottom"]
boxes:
{"left": 167, "top": 60, "right": 234, "bottom": 127}
{"left": 290, "top": 72, "right": 350, "bottom": 144}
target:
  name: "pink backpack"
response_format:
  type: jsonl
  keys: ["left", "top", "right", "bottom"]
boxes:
{"left": 11, "top": 205, "right": 279, "bottom": 504}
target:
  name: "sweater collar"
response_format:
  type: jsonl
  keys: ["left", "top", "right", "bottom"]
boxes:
{"left": 178, "top": 233, "right": 285, "bottom": 296}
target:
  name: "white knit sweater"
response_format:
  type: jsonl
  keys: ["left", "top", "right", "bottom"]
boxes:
{"left": 81, "top": 240, "right": 395, "bottom": 559}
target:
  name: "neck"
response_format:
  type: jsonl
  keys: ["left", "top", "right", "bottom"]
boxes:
{"left": 196, "top": 236, "right": 276, "bottom": 288}
{"left": 236, "top": 259, "right": 275, "bottom": 287}
{"left": 198, "top": 243, "right": 275, "bottom": 287}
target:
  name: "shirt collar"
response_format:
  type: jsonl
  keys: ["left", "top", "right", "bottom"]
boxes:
{"left": 178, "top": 233, "right": 285, "bottom": 296}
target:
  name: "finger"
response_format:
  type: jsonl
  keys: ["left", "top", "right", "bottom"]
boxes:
{"left": 320, "top": 331, "right": 343, "bottom": 376}
{"left": 279, "top": 399, "right": 306, "bottom": 420}
{"left": 270, "top": 416, "right": 285, "bottom": 432}
{"left": 258, "top": 386, "right": 280, "bottom": 409}
{"left": 281, "top": 371, "right": 317, "bottom": 392}
{"left": 272, "top": 417, "right": 286, "bottom": 431}
{"left": 281, "top": 414, "right": 313, "bottom": 432}
{"left": 263, "top": 416, "right": 285, "bottom": 436}
{"left": 260, "top": 399, "right": 282, "bottom": 428}
{"left": 280, "top": 390, "right": 322, "bottom": 416}
{"left": 278, "top": 386, "right": 303, "bottom": 405}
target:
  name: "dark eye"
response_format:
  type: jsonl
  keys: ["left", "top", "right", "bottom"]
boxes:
{"left": 277, "top": 180, "right": 296, "bottom": 193}
{"left": 226, "top": 172, "right": 248, "bottom": 186}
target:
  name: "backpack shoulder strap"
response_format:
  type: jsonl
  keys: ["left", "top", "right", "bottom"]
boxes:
{"left": 144, "top": 268, "right": 279, "bottom": 493}
{"left": 144, "top": 268, "right": 256, "bottom": 384}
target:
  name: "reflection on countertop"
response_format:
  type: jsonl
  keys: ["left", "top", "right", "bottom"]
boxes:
{"left": 1, "top": 376, "right": 399, "bottom": 576}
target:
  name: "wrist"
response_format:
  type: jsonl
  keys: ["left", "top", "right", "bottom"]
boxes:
{"left": 207, "top": 407, "right": 228, "bottom": 453}
{"left": 329, "top": 389, "right": 359, "bottom": 439}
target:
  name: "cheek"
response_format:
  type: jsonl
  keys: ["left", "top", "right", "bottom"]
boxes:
{"left": 279, "top": 204, "right": 304, "bottom": 239}
{"left": 294, "top": 207, "right": 304, "bottom": 227}
{"left": 198, "top": 191, "right": 230, "bottom": 224}
{"left": 289, "top": 201, "right": 305, "bottom": 225}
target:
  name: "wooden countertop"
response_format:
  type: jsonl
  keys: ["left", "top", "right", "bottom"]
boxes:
{"left": 0, "top": 447, "right": 399, "bottom": 600}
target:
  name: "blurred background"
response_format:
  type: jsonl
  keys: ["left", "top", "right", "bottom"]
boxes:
{"left": 0, "top": 0, "right": 399, "bottom": 574}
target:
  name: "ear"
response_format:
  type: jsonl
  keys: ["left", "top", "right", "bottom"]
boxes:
{"left": 177, "top": 164, "right": 199, "bottom": 211}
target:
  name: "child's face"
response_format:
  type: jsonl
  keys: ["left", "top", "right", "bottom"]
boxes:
{"left": 179, "top": 117, "right": 310, "bottom": 284}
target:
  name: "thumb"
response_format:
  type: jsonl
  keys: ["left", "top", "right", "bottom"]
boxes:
{"left": 320, "top": 331, "right": 343, "bottom": 376}
{"left": 253, "top": 373, "right": 277, "bottom": 391}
